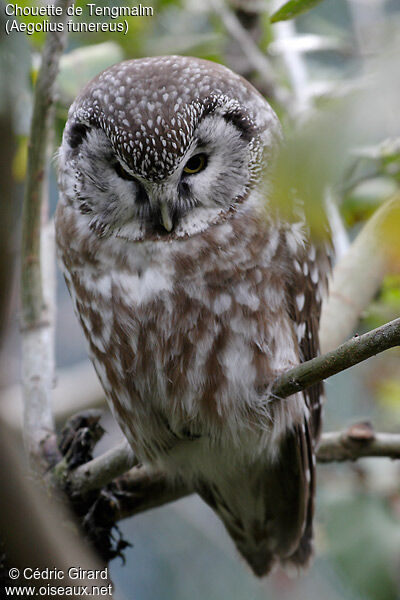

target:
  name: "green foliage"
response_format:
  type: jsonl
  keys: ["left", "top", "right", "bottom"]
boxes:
{"left": 270, "top": 101, "right": 356, "bottom": 241}
{"left": 340, "top": 134, "right": 400, "bottom": 227}
{"left": 365, "top": 276, "right": 400, "bottom": 329}
{"left": 12, "top": 135, "right": 28, "bottom": 182}
{"left": 342, "top": 177, "right": 397, "bottom": 227}
{"left": 270, "top": 0, "right": 326, "bottom": 24}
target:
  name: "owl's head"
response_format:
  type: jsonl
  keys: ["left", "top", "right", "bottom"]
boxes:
{"left": 59, "top": 56, "right": 281, "bottom": 241}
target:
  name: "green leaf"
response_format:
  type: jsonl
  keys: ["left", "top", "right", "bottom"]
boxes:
{"left": 270, "top": 0, "right": 325, "bottom": 23}
{"left": 269, "top": 102, "right": 356, "bottom": 241}
{"left": 12, "top": 136, "right": 28, "bottom": 182}
{"left": 342, "top": 177, "right": 398, "bottom": 227}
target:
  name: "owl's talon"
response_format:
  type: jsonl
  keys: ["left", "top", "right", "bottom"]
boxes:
{"left": 58, "top": 409, "right": 105, "bottom": 469}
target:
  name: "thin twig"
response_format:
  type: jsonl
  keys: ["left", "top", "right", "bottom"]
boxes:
{"left": 209, "top": 0, "right": 291, "bottom": 108}
{"left": 270, "top": 0, "right": 310, "bottom": 115}
{"left": 317, "top": 426, "right": 400, "bottom": 462}
{"left": 271, "top": 317, "right": 400, "bottom": 399}
{"left": 20, "top": 0, "right": 73, "bottom": 469}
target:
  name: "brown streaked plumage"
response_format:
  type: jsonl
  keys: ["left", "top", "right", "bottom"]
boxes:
{"left": 56, "top": 55, "right": 331, "bottom": 576}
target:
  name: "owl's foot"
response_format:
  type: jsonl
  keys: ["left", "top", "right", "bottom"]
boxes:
{"left": 58, "top": 409, "right": 105, "bottom": 470}
{"left": 56, "top": 410, "right": 131, "bottom": 562}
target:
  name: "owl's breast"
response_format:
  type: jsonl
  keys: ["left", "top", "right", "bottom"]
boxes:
{"left": 59, "top": 209, "right": 308, "bottom": 462}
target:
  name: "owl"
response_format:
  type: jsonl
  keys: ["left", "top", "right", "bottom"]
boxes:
{"left": 56, "top": 56, "right": 331, "bottom": 576}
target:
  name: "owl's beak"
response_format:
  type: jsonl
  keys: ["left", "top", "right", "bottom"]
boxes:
{"left": 160, "top": 201, "right": 173, "bottom": 232}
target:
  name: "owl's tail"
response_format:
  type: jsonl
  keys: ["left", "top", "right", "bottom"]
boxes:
{"left": 196, "top": 420, "right": 315, "bottom": 577}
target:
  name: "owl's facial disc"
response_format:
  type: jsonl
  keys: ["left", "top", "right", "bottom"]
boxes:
{"left": 63, "top": 110, "right": 256, "bottom": 240}
{"left": 59, "top": 56, "right": 283, "bottom": 241}
{"left": 139, "top": 113, "right": 252, "bottom": 235}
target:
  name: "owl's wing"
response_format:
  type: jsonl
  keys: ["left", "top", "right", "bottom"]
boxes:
{"left": 197, "top": 422, "right": 311, "bottom": 576}
{"left": 196, "top": 239, "right": 332, "bottom": 577}
{"left": 283, "top": 239, "right": 332, "bottom": 568}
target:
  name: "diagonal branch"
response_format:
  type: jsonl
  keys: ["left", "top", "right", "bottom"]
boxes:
{"left": 209, "top": 0, "right": 291, "bottom": 108}
{"left": 65, "top": 441, "right": 137, "bottom": 495}
{"left": 270, "top": 317, "right": 400, "bottom": 399}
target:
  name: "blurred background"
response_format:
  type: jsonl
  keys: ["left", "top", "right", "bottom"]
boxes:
{"left": 1, "top": 0, "right": 400, "bottom": 599}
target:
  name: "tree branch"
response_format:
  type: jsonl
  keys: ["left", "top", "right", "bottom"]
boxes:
{"left": 270, "top": 0, "right": 311, "bottom": 115}
{"left": 20, "top": 0, "right": 73, "bottom": 469}
{"left": 68, "top": 420, "right": 400, "bottom": 506}
{"left": 317, "top": 424, "right": 400, "bottom": 462}
{"left": 270, "top": 317, "right": 400, "bottom": 400}
{"left": 21, "top": 0, "right": 72, "bottom": 329}
{"left": 65, "top": 441, "right": 137, "bottom": 496}
{"left": 115, "top": 467, "right": 191, "bottom": 521}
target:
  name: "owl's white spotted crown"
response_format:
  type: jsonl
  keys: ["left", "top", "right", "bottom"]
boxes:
{"left": 67, "top": 55, "right": 280, "bottom": 182}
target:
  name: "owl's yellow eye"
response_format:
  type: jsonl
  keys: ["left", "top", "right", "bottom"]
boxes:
{"left": 183, "top": 153, "right": 207, "bottom": 174}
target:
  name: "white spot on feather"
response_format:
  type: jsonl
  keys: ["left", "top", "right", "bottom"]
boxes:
{"left": 213, "top": 294, "right": 232, "bottom": 315}
{"left": 114, "top": 267, "right": 172, "bottom": 306}
{"left": 296, "top": 322, "right": 306, "bottom": 342}
{"left": 308, "top": 245, "right": 316, "bottom": 261}
{"left": 311, "top": 264, "right": 319, "bottom": 284}
{"left": 296, "top": 293, "right": 305, "bottom": 312}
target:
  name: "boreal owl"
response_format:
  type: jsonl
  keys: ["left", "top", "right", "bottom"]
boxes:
{"left": 56, "top": 56, "right": 331, "bottom": 576}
